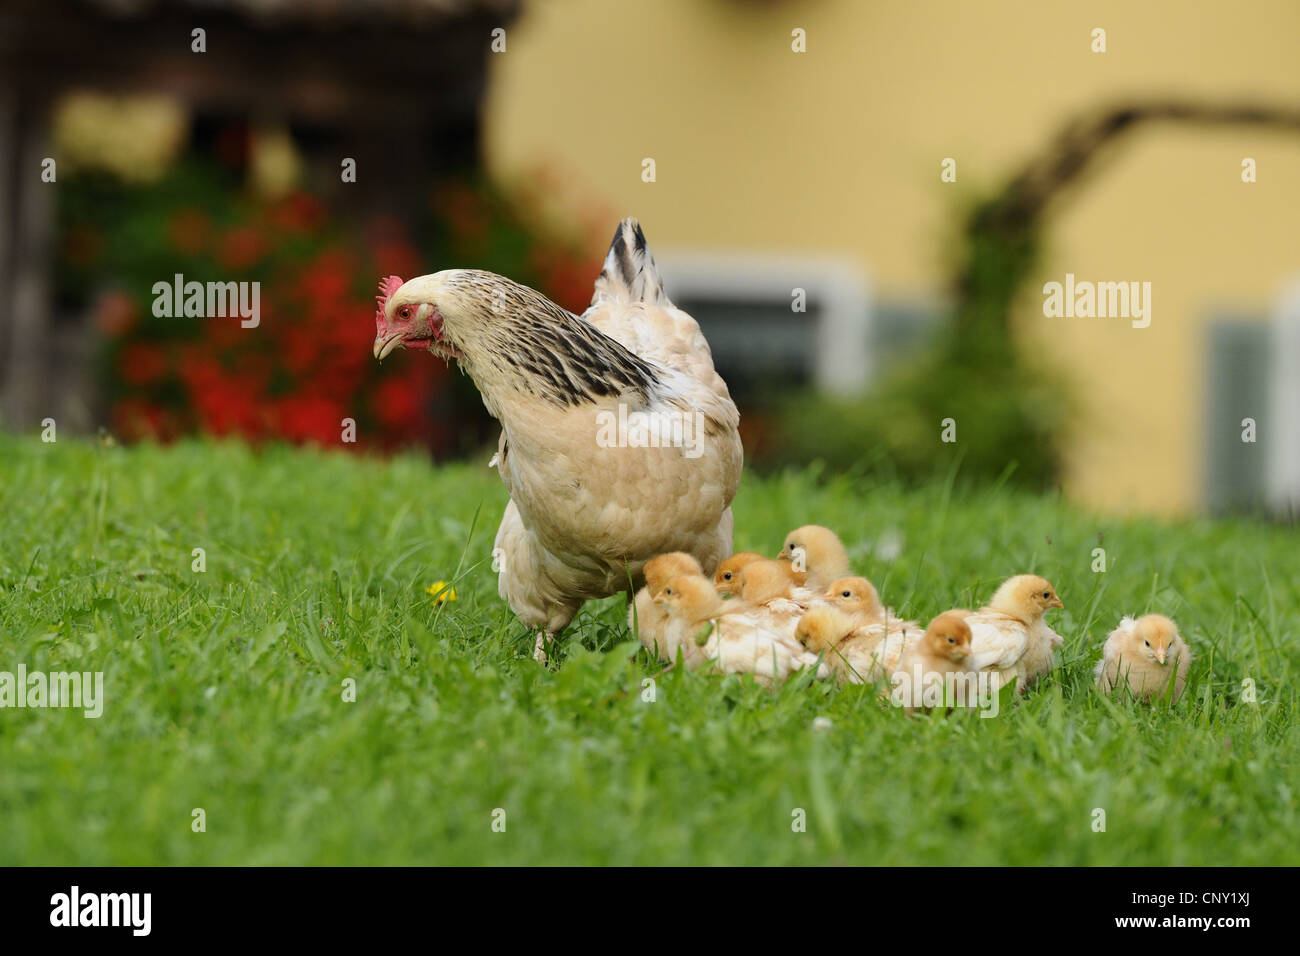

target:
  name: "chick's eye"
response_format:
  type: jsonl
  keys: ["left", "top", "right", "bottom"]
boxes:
{"left": 1042, "top": 591, "right": 1051, "bottom": 599}
{"left": 1144, "top": 640, "right": 1150, "bottom": 647}
{"left": 947, "top": 637, "right": 955, "bottom": 644}
{"left": 723, "top": 572, "right": 732, "bottom": 580}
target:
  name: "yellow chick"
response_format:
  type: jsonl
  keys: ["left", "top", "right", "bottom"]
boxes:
{"left": 737, "top": 559, "right": 800, "bottom": 605}
{"left": 713, "top": 551, "right": 768, "bottom": 597}
{"left": 795, "top": 604, "right": 921, "bottom": 684}
{"left": 891, "top": 612, "right": 978, "bottom": 715}
{"left": 629, "top": 552, "right": 703, "bottom": 660}
{"left": 733, "top": 559, "right": 826, "bottom": 654}
{"left": 823, "top": 576, "right": 886, "bottom": 628}
{"left": 1094, "top": 614, "right": 1191, "bottom": 703}
{"left": 795, "top": 606, "right": 857, "bottom": 655}
{"left": 820, "top": 576, "right": 923, "bottom": 679}
{"left": 966, "top": 574, "right": 1064, "bottom": 694}
{"left": 777, "top": 524, "right": 852, "bottom": 590}
{"left": 655, "top": 574, "right": 822, "bottom": 682}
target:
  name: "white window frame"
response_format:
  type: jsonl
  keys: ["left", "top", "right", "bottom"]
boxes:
{"left": 1267, "top": 277, "right": 1300, "bottom": 513}
{"left": 654, "top": 251, "right": 873, "bottom": 396}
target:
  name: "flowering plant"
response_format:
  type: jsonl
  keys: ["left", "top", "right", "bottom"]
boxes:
{"left": 59, "top": 160, "right": 597, "bottom": 454}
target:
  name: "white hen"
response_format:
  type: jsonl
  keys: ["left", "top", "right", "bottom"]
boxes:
{"left": 374, "top": 220, "right": 744, "bottom": 661}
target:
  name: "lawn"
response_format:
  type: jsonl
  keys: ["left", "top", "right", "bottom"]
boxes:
{"left": 1, "top": 435, "right": 1297, "bottom": 865}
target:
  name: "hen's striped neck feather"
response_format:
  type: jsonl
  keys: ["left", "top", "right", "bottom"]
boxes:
{"left": 439, "top": 271, "right": 661, "bottom": 409}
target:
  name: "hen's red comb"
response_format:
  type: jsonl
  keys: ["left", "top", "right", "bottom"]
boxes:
{"left": 375, "top": 275, "right": 405, "bottom": 324}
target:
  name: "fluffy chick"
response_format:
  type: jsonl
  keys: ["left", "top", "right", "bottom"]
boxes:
{"left": 733, "top": 559, "right": 824, "bottom": 653}
{"left": 891, "top": 612, "right": 978, "bottom": 715}
{"left": 796, "top": 604, "right": 921, "bottom": 684}
{"left": 795, "top": 606, "right": 857, "bottom": 656}
{"left": 737, "top": 559, "right": 800, "bottom": 605}
{"left": 655, "top": 574, "right": 822, "bottom": 682}
{"left": 966, "top": 574, "right": 1064, "bottom": 694}
{"left": 777, "top": 525, "right": 852, "bottom": 590}
{"left": 1094, "top": 614, "right": 1191, "bottom": 703}
{"left": 713, "top": 551, "right": 767, "bottom": 597}
{"left": 823, "top": 576, "right": 886, "bottom": 628}
{"left": 629, "top": 552, "right": 704, "bottom": 660}
{"left": 820, "top": 576, "right": 922, "bottom": 679}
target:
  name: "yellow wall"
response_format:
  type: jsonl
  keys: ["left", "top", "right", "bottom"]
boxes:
{"left": 483, "top": 0, "right": 1300, "bottom": 514}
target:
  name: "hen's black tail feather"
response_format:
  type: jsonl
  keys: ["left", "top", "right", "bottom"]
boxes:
{"left": 592, "top": 217, "right": 667, "bottom": 307}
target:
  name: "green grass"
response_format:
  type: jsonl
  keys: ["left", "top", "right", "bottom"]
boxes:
{"left": 1, "top": 435, "right": 1297, "bottom": 865}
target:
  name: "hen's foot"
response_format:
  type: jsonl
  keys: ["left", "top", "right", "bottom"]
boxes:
{"left": 532, "top": 632, "right": 553, "bottom": 663}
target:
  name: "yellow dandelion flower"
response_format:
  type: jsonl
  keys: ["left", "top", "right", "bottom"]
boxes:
{"left": 426, "top": 580, "right": 457, "bottom": 604}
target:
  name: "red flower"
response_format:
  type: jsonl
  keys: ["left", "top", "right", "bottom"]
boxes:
{"left": 202, "top": 313, "right": 252, "bottom": 351}
{"left": 370, "top": 376, "right": 424, "bottom": 432}
{"left": 370, "top": 240, "right": 421, "bottom": 285}
{"left": 295, "top": 253, "right": 350, "bottom": 309}
{"left": 194, "top": 382, "right": 265, "bottom": 439}
{"left": 94, "top": 290, "right": 140, "bottom": 338}
{"left": 217, "top": 226, "right": 267, "bottom": 271}
{"left": 119, "top": 343, "right": 169, "bottom": 387}
{"left": 178, "top": 349, "right": 223, "bottom": 390}
{"left": 269, "top": 192, "right": 326, "bottom": 234}
{"left": 274, "top": 394, "right": 345, "bottom": 446}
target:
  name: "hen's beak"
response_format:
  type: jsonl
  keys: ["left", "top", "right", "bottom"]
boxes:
{"left": 374, "top": 331, "right": 404, "bottom": 360}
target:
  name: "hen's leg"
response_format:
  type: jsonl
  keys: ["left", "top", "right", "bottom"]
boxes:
{"left": 532, "top": 631, "right": 554, "bottom": 663}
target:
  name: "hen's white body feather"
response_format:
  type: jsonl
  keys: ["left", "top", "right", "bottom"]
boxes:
{"left": 490, "top": 221, "right": 743, "bottom": 641}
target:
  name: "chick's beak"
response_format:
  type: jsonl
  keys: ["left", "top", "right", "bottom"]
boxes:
{"left": 1156, "top": 649, "right": 1167, "bottom": 665}
{"left": 374, "top": 331, "right": 404, "bottom": 360}
{"left": 1050, "top": 596, "right": 1064, "bottom": 609}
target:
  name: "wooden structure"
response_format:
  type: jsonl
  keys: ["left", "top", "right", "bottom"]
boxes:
{"left": 0, "top": 0, "right": 518, "bottom": 430}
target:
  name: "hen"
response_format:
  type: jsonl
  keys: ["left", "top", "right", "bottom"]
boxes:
{"left": 373, "top": 219, "right": 743, "bottom": 660}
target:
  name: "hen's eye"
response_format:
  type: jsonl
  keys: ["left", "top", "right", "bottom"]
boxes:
{"left": 398, "top": 306, "right": 412, "bottom": 320}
